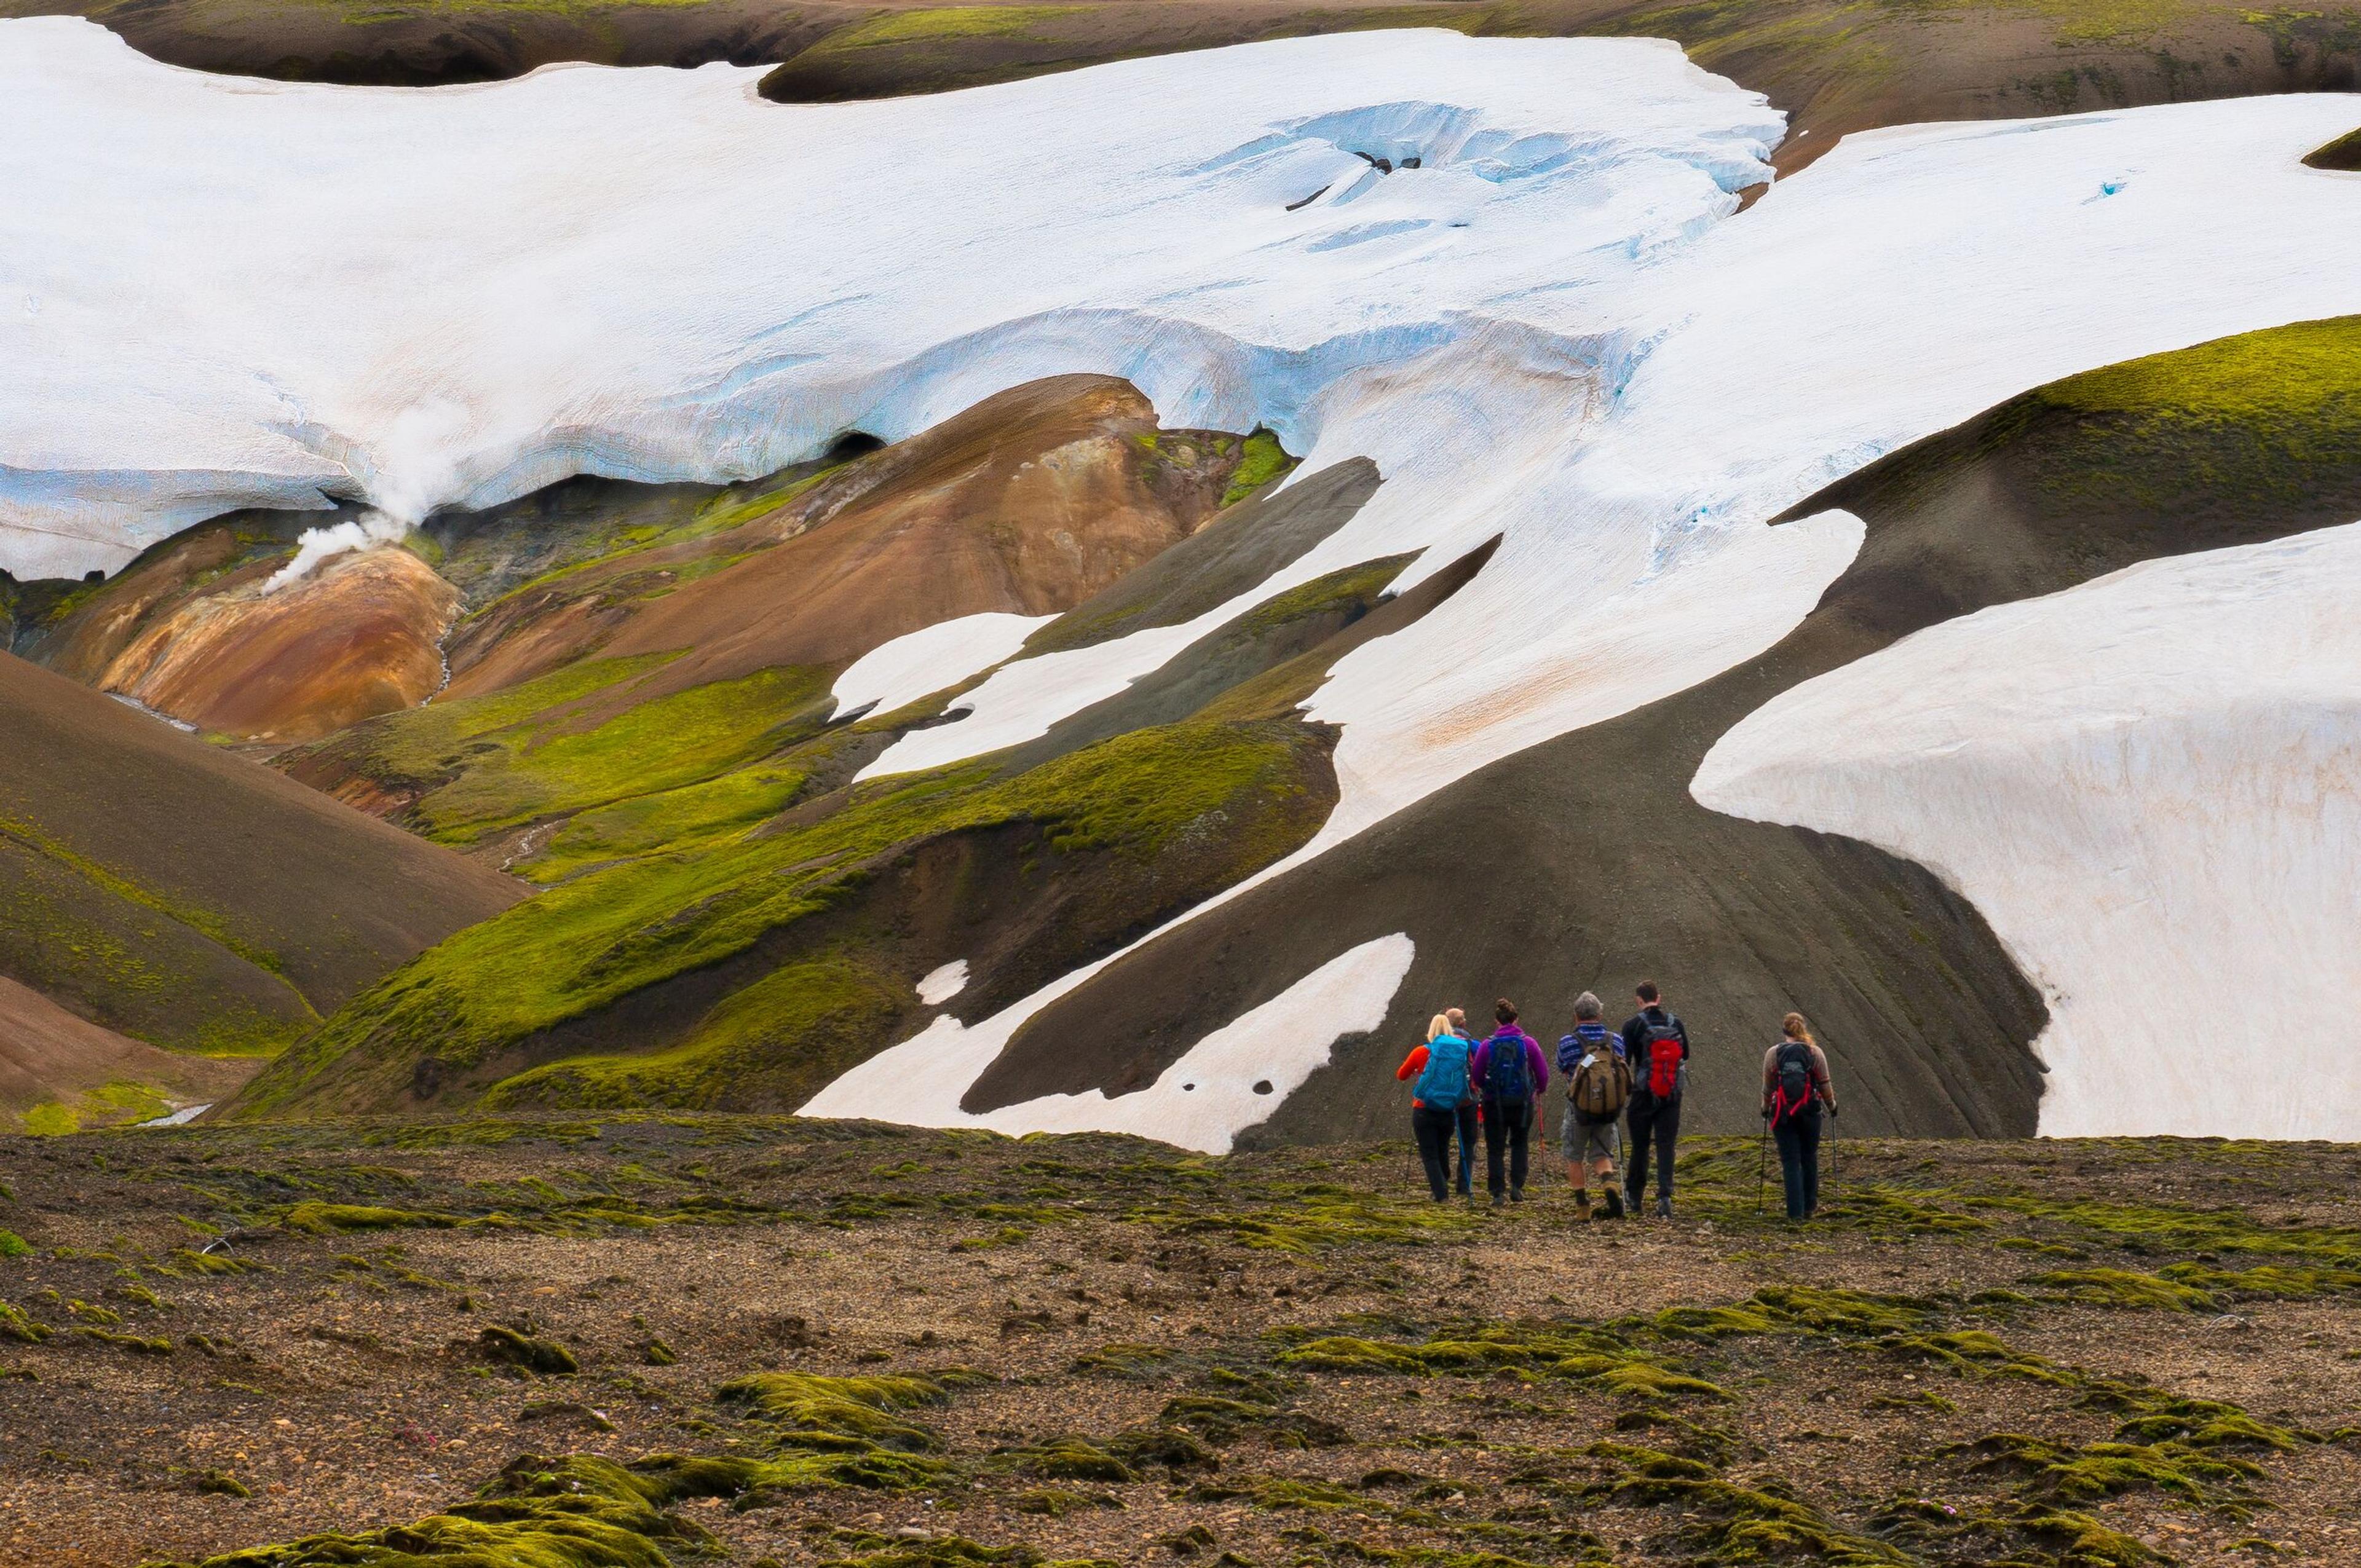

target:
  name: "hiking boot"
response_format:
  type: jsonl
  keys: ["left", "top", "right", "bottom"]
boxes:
{"left": 1489, "top": 1192, "right": 1505, "bottom": 1209}
{"left": 1602, "top": 1188, "right": 1626, "bottom": 1220}
{"left": 1655, "top": 1196, "right": 1673, "bottom": 1219}
{"left": 1509, "top": 1188, "right": 1523, "bottom": 1205}
{"left": 1575, "top": 1191, "right": 1593, "bottom": 1220}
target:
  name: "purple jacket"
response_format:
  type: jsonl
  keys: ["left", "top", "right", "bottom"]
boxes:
{"left": 1469, "top": 1027, "right": 1548, "bottom": 1099}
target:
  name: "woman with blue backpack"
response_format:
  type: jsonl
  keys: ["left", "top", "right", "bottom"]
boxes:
{"left": 1398, "top": 1012, "right": 1479, "bottom": 1201}
{"left": 1469, "top": 999, "right": 1549, "bottom": 1207}
{"left": 1762, "top": 1012, "right": 1839, "bottom": 1221}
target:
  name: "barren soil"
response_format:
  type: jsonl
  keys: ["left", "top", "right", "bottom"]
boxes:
{"left": 0, "top": 1117, "right": 2355, "bottom": 1566}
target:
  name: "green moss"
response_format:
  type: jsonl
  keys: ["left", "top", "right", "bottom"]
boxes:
{"left": 282, "top": 1201, "right": 451, "bottom": 1234}
{"left": 1952, "top": 1431, "right": 2263, "bottom": 1506}
{"left": 2012, "top": 313, "right": 2361, "bottom": 509}
{"left": 0, "top": 1231, "right": 30, "bottom": 1258}
{"left": 2025, "top": 1266, "right": 2217, "bottom": 1311}
{"left": 411, "top": 663, "right": 838, "bottom": 850}
{"left": 152, "top": 1452, "right": 723, "bottom": 1568}
{"left": 243, "top": 714, "right": 1326, "bottom": 1117}
{"left": 0, "top": 1301, "right": 50, "bottom": 1343}
{"left": 530, "top": 760, "right": 814, "bottom": 879}
{"left": 2306, "top": 125, "right": 2361, "bottom": 170}
{"left": 1217, "top": 428, "right": 1297, "bottom": 510}
{"left": 19, "top": 1103, "right": 77, "bottom": 1137}
{"left": 480, "top": 1326, "right": 580, "bottom": 1375}
{"left": 479, "top": 956, "right": 906, "bottom": 1113}
{"left": 807, "top": 5, "right": 1089, "bottom": 52}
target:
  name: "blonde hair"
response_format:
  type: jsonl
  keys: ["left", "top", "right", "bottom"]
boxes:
{"left": 1782, "top": 1012, "right": 1814, "bottom": 1045}
{"left": 1428, "top": 1014, "right": 1455, "bottom": 1042}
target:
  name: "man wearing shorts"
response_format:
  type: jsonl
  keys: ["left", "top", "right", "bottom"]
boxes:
{"left": 1555, "top": 991, "right": 1629, "bottom": 1220}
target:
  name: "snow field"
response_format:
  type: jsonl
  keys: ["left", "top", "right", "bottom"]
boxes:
{"left": 1693, "top": 521, "right": 2361, "bottom": 1140}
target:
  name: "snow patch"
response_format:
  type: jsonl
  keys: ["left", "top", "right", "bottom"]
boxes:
{"left": 831, "top": 613, "right": 1050, "bottom": 722}
{"left": 915, "top": 959, "right": 969, "bottom": 1007}
{"left": 802, "top": 933, "right": 1414, "bottom": 1153}
{"left": 1693, "top": 521, "right": 2361, "bottom": 1140}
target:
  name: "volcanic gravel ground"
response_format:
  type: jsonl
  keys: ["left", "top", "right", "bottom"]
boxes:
{"left": 0, "top": 1119, "right": 2355, "bottom": 1566}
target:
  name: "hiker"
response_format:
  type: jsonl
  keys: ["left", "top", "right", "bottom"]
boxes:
{"left": 1469, "top": 999, "right": 1548, "bottom": 1206}
{"left": 1762, "top": 1011, "right": 1838, "bottom": 1221}
{"left": 1556, "top": 991, "right": 1631, "bottom": 1219}
{"left": 1619, "top": 982, "right": 1690, "bottom": 1218}
{"left": 1399, "top": 1013, "right": 1477, "bottom": 1202}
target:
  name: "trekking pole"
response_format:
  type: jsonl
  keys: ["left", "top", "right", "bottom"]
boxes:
{"left": 1755, "top": 1121, "right": 1767, "bottom": 1214}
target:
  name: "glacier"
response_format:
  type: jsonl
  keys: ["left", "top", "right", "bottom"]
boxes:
{"left": 1693, "top": 522, "right": 2361, "bottom": 1140}
{"left": 0, "top": 18, "right": 1780, "bottom": 578}
{"left": 14, "top": 17, "right": 2361, "bottom": 1144}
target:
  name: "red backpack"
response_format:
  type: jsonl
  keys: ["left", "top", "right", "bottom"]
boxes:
{"left": 1640, "top": 1014, "right": 1685, "bottom": 1100}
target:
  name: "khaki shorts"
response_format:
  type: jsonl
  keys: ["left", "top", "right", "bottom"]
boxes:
{"left": 1561, "top": 1105, "right": 1621, "bottom": 1165}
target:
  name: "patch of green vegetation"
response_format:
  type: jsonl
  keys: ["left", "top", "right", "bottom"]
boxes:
{"left": 82, "top": 1080, "right": 170, "bottom": 1127}
{"left": 18, "top": 1103, "right": 77, "bottom": 1137}
{"left": 1589, "top": 1442, "right": 1907, "bottom": 1564}
{"left": 151, "top": 1452, "right": 727, "bottom": 1568}
{"left": 0, "top": 1301, "right": 50, "bottom": 1343}
{"left": 1161, "top": 1183, "right": 1473, "bottom": 1253}
{"left": 1229, "top": 554, "right": 1409, "bottom": 641}
{"left": 0, "top": 1231, "right": 30, "bottom": 1258}
{"left": 409, "top": 662, "right": 837, "bottom": 850}
{"left": 2025, "top": 1266, "right": 2217, "bottom": 1311}
{"left": 529, "top": 759, "right": 815, "bottom": 880}
{"left": 807, "top": 5, "right": 1089, "bottom": 53}
{"left": 480, "top": 956, "right": 907, "bottom": 1113}
{"left": 243, "top": 713, "right": 1327, "bottom": 1117}
{"left": 2304, "top": 124, "right": 2361, "bottom": 170}
{"left": 1217, "top": 427, "right": 1297, "bottom": 510}
{"left": 479, "top": 1325, "right": 580, "bottom": 1376}
{"left": 2008, "top": 313, "right": 2361, "bottom": 510}
{"left": 716, "top": 1369, "right": 960, "bottom": 1491}
{"left": 1952, "top": 1431, "right": 2264, "bottom": 1508}
{"left": 282, "top": 1201, "right": 452, "bottom": 1234}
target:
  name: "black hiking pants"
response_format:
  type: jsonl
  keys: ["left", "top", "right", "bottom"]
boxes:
{"left": 1774, "top": 1109, "right": 1822, "bottom": 1219}
{"left": 1412, "top": 1106, "right": 1467, "bottom": 1200}
{"left": 1626, "top": 1094, "right": 1682, "bottom": 1209}
{"left": 1482, "top": 1098, "right": 1533, "bottom": 1198}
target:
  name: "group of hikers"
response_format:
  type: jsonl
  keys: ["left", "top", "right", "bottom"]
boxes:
{"left": 1394, "top": 983, "right": 1839, "bottom": 1221}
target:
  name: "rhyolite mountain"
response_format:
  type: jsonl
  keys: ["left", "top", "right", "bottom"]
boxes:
{"left": 6, "top": 18, "right": 2361, "bottom": 1148}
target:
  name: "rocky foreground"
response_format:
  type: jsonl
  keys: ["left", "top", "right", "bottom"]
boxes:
{"left": 0, "top": 1120, "right": 2355, "bottom": 1567}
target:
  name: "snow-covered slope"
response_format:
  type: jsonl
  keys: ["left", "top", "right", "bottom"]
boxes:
{"left": 0, "top": 19, "right": 1779, "bottom": 578}
{"left": 1694, "top": 522, "right": 2361, "bottom": 1140}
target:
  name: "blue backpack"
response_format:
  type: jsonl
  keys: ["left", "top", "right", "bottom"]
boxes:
{"left": 1484, "top": 1033, "right": 1532, "bottom": 1105}
{"left": 1415, "top": 1034, "right": 1473, "bottom": 1111}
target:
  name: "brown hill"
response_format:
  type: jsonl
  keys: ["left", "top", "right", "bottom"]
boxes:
{"left": 28, "top": 525, "right": 456, "bottom": 746}
{"left": 0, "top": 650, "right": 523, "bottom": 1057}
{"left": 0, "top": 975, "right": 254, "bottom": 1133}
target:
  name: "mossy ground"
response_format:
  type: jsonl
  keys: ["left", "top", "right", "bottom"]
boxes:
{"left": 1, "top": 1122, "right": 2356, "bottom": 1566}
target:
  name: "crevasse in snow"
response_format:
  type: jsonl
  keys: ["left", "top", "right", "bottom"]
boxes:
{"left": 1692, "top": 522, "right": 2361, "bottom": 1140}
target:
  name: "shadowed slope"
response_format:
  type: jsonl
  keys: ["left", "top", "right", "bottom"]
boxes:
{"left": 971, "top": 315, "right": 2361, "bottom": 1144}
{"left": 0, "top": 652, "right": 523, "bottom": 1055}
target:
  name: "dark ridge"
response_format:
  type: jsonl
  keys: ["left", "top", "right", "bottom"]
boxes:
{"left": 995, "top": 550, "right": 1417, "bottom": 776}
{"left": 1021, "top": 458, "right": 1380, "bottom": 658}
{"left": 968, "top": 320, "right": 2361, "bottom": 1144}
{"left": 2303, "top": 125, "right": 2361, "bottom": 170}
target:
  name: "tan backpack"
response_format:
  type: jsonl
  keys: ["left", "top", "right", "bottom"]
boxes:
{"left": 1570, "top": 1048, "right": 1633, "bottom": 1119}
